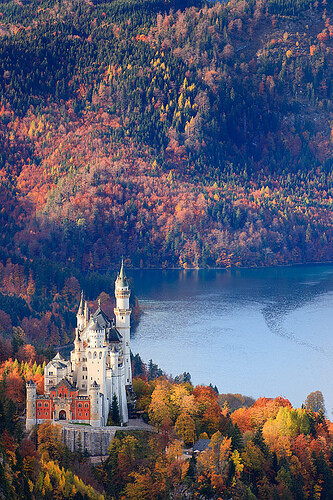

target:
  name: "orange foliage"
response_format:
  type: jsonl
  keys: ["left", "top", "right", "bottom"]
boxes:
{"left": 5, "top": 370, "right": 25, "bottom": 403}
{"left": 231, "top": 397, "right": 292, "bottom": 431}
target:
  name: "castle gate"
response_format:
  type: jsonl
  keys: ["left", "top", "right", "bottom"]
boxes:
{"left": 59, "top": 410, "right": 66, "bottom": 420}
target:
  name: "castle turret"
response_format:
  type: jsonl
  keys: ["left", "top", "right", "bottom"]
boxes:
{"left": 26, "top": 380, "right": 37, "bottom": 431}
{"left": 90, "top": 381, "right": 101, "bottom": 427}
{"left": 77, "top": 291, "right": 85, "bottom": 331}
{"left": 84, "top": 300, "right": 89, "bottom": 326}
{"left": 114, "top": 260, "right": 132, "bottom": 386}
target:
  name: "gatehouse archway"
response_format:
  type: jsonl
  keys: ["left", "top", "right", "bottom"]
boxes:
{"left": 59, "top": 410, "right": 66, "bottom": 420}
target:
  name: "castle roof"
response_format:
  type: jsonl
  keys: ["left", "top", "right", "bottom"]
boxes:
{"left": 48, "top": 352, "right": 69, "bottom": 369}
{"left": 107, "top": 325, "right": 122, "bottom": 343}
{"left": 77, "top": 290, "right": 84, "bottom": 316}
{"left": 92, "top": 306, "right": 112, "bottom": 328}
{"left": 50, "top": 377, "right": 77, "bottom": 392}
{"left": 51, "top": 361, "right": 68, "bottom": 369}
{"left": 117, "top": 258, "right": 128, "bottom": 287}
{"left": 89, "top": 320, "right": 102, "bottom": 331}
{"left": 53, "top": 352, "right": 64, "bottom": 361}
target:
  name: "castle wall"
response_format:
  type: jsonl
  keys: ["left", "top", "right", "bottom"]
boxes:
{"left": 61, "top": 425, "right": 116, "bottom": 456}
{"left": 75, "top": 400, "right": 90, "bottom": 421}
{"left": 36, "top": 399, "right": 52, "bottom": 420}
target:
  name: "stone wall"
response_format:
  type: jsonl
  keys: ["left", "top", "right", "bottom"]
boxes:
{"left": 61, "top": 425, "right": 116, "bottom": 456}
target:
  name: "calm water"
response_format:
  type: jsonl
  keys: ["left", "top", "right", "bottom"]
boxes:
{"left": 129, "top": 265, "right": 333, "bottom": 416}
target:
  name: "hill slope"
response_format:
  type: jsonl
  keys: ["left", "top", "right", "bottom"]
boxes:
{"left": 0, "top": 0, "right": 333, "bottom": 335}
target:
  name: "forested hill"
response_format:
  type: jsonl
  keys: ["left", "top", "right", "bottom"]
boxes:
{"left": 1, "top": 0, "right": 333, "bottom": 278}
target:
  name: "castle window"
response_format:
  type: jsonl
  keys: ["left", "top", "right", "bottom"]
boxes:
{"left": 82, "top": 366, "right": 87, "bottom": 371}
{"left": 38, "top": 403, "right": 42, "bottom": 407}
{"left": 45, "top": 403, "right": 49, "bottom": 407}
{"left": 82, "top": 384, "right": 86, "bottom": 388}
{"left": 88, "top": 351, "right": 92, "bottom": 359}
{"left": 99, "top": 352, "right": 102, "bottom": 359}
{"left": 85, "top": 403, "right": 88, "bottom": 408}
{"left": 78, "top": 403, "right": 82, "bottom": 408}
{"left": 79, "top": 413, "right": 81, "bottom": 417}
{"left": 93, "top": 351, "right": 97, "bottom": 359}
{"left": 45, "top": 412, "right": 48, "bottom": 416}
{"left": 49, "top": 371, "right": 53, "bottom": 375}
{"left": 85, "top": 413, "right": 88, "bottom": 416}
{"left": 38, "top": 411, "right": 41, "bottom": 416}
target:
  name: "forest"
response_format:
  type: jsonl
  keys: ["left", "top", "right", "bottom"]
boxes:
{"left": 1, "top": 1, "right": 333, "bottom": 497}
{"left": 1, "top": 0, "right": 333, "bottom": 274}
{"left": 0, "top": 0, "right": 333, "bottom": 347}
{"left": 0, "top": 348, "right": 332, "bottom": 499}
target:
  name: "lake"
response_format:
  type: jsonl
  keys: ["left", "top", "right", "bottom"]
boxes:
{"left": 129, "top": 265, "right": 333, "bottom": 416}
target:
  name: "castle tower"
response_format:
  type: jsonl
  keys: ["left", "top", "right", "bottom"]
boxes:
{"left": 26, "top": 380, "right": 37, "bottom": 431}
{"left": 90, "top": 381, "right": 101, "bottom": 427}
{"left": 84, "top": 300, "right": 89, "bottom": 327}
{"left": 114, "top": 259, "right": 132, "bottom": 386}
{"left": 71, "top": 326, "right": 81, "bottom": 369}
{"left": 77, "top": 291, "right": 85, "bottom": 331}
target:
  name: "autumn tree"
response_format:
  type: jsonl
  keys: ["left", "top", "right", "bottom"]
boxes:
{"left": 37, "top": 422, "right": 67, "bottom": 464}
{"left": 305, "top": 391, "right": 326, "bottom": 414}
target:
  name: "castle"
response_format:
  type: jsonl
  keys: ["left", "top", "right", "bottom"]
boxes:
{"left": 26, "top": 262, "right": 132, "bottom": 430}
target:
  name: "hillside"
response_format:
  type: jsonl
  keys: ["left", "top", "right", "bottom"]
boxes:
{"left": 0, "top": 356, "right": 332, "bottom": 500}
{"left": 0, "top": 0, "right": 333, "bottom": 343}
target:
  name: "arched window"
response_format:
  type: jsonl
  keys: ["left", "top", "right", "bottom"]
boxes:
{"left": 93, "top": 351, "right": 97, "bottom": 359}
{"left": 99, "top": 352, "right": 102, "bottom": 359}
{"left": 88, "top": 351, "right": 92, "bottom": 359}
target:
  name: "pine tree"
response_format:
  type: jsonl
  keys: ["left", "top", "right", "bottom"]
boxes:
{"left": 111, "top": 394, "right": 121, "bottom": 425}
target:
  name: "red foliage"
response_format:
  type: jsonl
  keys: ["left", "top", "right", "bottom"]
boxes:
{"left": 17, "top": 344, "right": 36, "bottom": 363}
{"left": 5, "top": 370, "right": 25, "bottom": 403}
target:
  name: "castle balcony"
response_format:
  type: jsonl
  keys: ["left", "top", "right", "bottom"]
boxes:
{"left": 114, "top": 308, "right": 131, "bottom": 315}
{"left": 115, "top": 290, "right": 130, "bottom": 298}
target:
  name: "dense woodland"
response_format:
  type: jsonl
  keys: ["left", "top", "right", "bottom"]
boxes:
{"left": 1, "top": 2, "right": 333, "bottom": 497}
{"left": 0, "top": 349, "right": 332, "bottom": 500}
{"left": 0, "top": 0, "right": 333, "bottom": 343}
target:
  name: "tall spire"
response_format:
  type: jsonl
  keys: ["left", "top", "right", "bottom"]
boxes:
{"left": 84, "top": 300, "right": 89, "bottom": 323}
{"left": 78, "top": 290, "right": 84, "bottom": 316}
{"left": 118, "top": 258, "right": 127, "bottom": 287}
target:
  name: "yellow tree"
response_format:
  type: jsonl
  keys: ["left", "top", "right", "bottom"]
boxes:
{"left": 170, "top": 383, "right": 195, "bottom": 418}
{"left": 175, "top": 412, "right": 196, "bottom": 445}
{"left": 37, "top": 422, "right": 66, "bottom": 463}
{"left": 148, "top": 380, "right": 173, "bottom": 431}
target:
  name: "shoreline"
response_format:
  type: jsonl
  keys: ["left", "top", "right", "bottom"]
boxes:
{"left": 124, "top": 260, "right": 333, "bottom": 272}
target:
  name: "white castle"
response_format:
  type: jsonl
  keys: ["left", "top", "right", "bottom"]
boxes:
{"left": 26, "top": 261, "right": 132, "bottom": 429}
